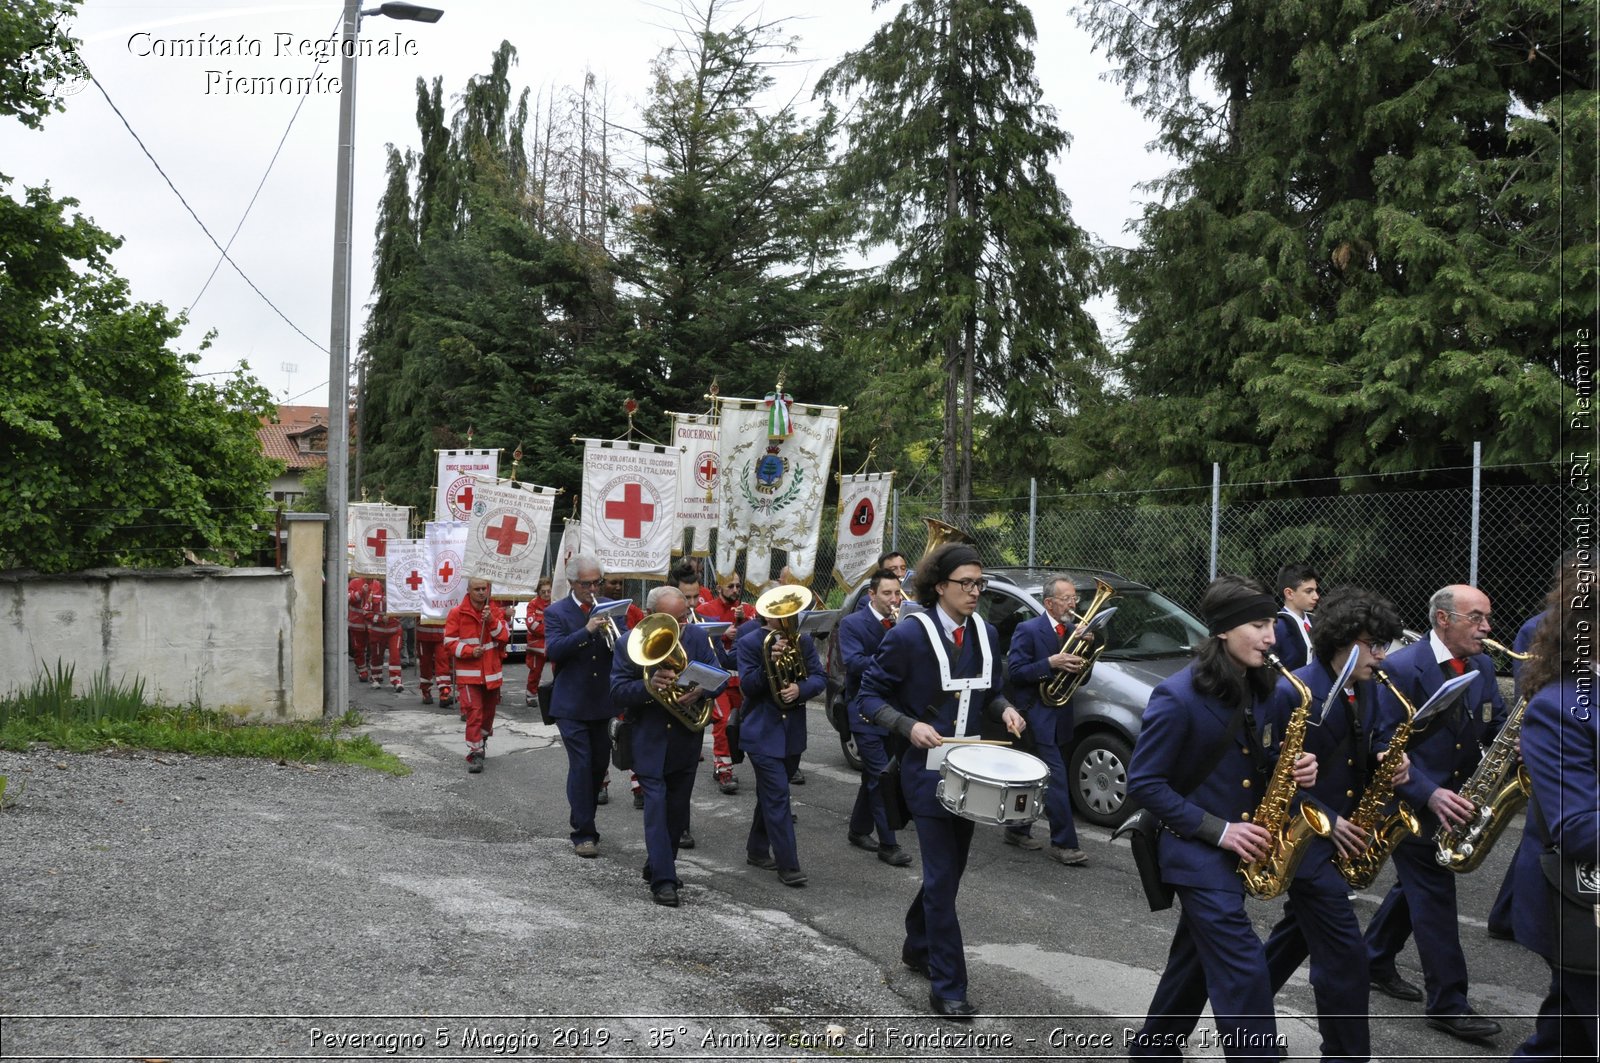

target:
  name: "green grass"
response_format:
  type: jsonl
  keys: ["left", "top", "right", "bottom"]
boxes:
{"left": 0, "top": 663, "right": 408, "bottom": 776}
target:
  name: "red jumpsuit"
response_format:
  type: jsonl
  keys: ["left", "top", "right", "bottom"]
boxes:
{"left": 415, "top": 622, "right": 446, "bottom": 704}
{"left": 365, "top": 586, "right": 403, "bottom": 692}
{"left": 347, "top": 577, "right": 377, "bottom": 682}
{"left": 697, "top": 594, "right": 756, "bottom": 786}
{"left": 522, "top": 595, "right": 551, "bottom": 697}
{"left": 444, "top": 595, "right": 510, "bottom": 762}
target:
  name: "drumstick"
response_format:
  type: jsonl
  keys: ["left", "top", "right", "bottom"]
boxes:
{"left": 939, "top": 737, "right": 1013, "bottom": 746}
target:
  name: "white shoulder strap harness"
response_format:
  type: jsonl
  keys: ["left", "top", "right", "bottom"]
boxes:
{"left": 909, "top": 610, "right": 992, "bottom": 736}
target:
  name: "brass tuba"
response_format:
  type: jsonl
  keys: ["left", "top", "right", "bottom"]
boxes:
{"left": 1435, "top": 637, "right": 1534, "bottom": 872}
{"left": 755, "top": 584, "right": 813, "bottom": 695}
{"left": 1240, "top": 651, "right": 1334, "bottom": 900}
{"left": 920, "top": 516, "right": 975, "bottom": 564}
{"left": 1041, "top": 577, "right": 1117, "bottom": 707}
{"left": 626, "top": 613, "right": 712, "bottom": 731}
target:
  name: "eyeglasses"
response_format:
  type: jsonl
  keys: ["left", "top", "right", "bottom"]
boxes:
{"left": 945, "top": 578, "right": 988, "bottom": 593}
{"left": 1047, "top": 594, "right": 1080, "bottom": 606}
{"left": 1354, "top": 637, "right": 1387, "bottom": 656}
{"left": 1447, "top": 610, "right": 1492, "bottom": 625}
{"left": 572, "top": 578, "right": 602, "bottom": 588}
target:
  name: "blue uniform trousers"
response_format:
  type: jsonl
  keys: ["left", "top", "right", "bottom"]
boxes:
{"left": 747, "top": 752, "right": 801, "bottom": 871}
{"left": 1487, "top": 853, "right": 1519, "bottom": 937}
{"left": 903, "top": 809, "right": 975, "bottom": 1001}
{"left": 1263, "top": 879, "right": 1371, "bottom": 1062}
{"left": 1005, "top": 708, "right": 1079, "bottom": 848}
{"left": 555, "top": 718, "right": 610, "bottom": 845}
{"left": 1128, "top": 884, "right": 1280, "bottom": 1061}
{"left": 1512, "top": 964, "right": 1599, "bottom": 1060}
{"left": 634, "top": 726, "right": 699, "bottom": 892}
{"left": 1363, "top": 838, "right": 1471, "bottom": 1015}
{"left": 846, "top": 731, "right": 899, "bottom": 847}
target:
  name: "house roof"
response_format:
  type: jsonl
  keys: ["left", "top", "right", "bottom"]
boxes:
{"left": 258, "top": 421, "right": 328, "bottom": 470}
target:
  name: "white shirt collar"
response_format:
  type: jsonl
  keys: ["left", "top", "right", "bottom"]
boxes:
{"left": 936, "top": 605, "right": 966, "bottom": 638}
{"left": 869, "top": 605, "right": 892, "bottom": 624}
{"left": 1427, "top": 629, "right": 1456, "bottom": 664}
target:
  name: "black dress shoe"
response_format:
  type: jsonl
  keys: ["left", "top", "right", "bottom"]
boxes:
{"left": 596, "top": 788, "right": 609, "bottom": 805}
{"left": 878, "top": 845, "right": 913, "bottom": 867}
{"left": 778, "top": 867, "right": 809, "bottom": 887}
{"left": 1370, "top": 973, "right": 1424, "bottom": 1002}
{"left": 1425, "top": 1012, "right": 1502, "bottom": 1041}
{"left": 789, "top": 768, "right": 805, "bottom": 785}
{"left": 847, "top": 831, "right": 880, "bottom": 852}
{"left": 652, "top": 885, "right": 680, "bottom": 907}
{"left": 1486, "top": 924, "right": 1514, "bottom": 941}
{"left": 928, "top": 994, "right": 978, "bottom": 1021}
{"left": 900, "top": 950, "right": 930, "bottom": 978}
{"left": 678, "top": 830, "right": 695, "bottom": 849}
{"left": 746, "top": 854, "right": 778, "bottom": 870}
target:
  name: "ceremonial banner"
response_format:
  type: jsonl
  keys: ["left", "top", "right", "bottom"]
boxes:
{"left": 834, "top": 472, "right": 894, "bottom": 591}
{"left": 462, "top": 477, "right": 557, "bottom": 590}
{"left": 580, "top": 439, "right": 682, "bottom": 579}
{"left": 349, "top": 503, "right": 410, "bottom": 577}
{"left": 550, "top": 518, "right": 582, "bottom": 601}
{"left": 384, "top": 539, "right": 429, "bottom": 617}
{"left": 715, "top": 394, "right": 840, "bottom": 586}
{"left": 434, "top": 448, "right": 500, "bottom": 522}
{"left": 670, "top": 412, "right": 720, "bottom": 556}
{"left": 421, "top": 520, "right": 469, "bottom": 623}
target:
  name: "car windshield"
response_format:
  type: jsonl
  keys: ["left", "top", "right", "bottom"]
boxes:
{"left": 1094, "top": 589, "right": 1206, "bottom": 659}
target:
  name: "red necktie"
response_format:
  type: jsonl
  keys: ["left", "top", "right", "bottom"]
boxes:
{"left": 1303, "top": 620, "right": 1312, "bottom": 636}
{"left": 1056, "top": 622, "right": 1066, "bottom": 640}
{"left": 1448, "top": 657, "right": 1466, "bottom": 676}
{"left": 882, "top": 617, "right": 893, "bottom": 631}
{"left": 581, "top": 602, "right": 592, "bottom": 615}
{"left": 952, "top": 626, "right": 964, "bottom": 649}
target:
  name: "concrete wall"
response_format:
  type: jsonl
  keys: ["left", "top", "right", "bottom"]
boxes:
{"left": 0, "top": 516, "right": 327, "bottom": 720}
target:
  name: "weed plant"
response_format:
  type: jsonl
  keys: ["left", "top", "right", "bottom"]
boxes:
{"left": 0, "top": 663, "right": 406, "bottom": 776}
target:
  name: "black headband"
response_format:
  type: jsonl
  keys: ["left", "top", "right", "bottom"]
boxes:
{"left": 1204, "top": 593, "right": 1278, "bottom": 636}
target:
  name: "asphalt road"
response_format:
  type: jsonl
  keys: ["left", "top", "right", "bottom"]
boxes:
{"left": 0, "top": 651, "right": 1552, "bottom": 1061}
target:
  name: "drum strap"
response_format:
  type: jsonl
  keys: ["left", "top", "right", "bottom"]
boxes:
{"left": 909, "top": 611, "right": 992, "bottom": 736}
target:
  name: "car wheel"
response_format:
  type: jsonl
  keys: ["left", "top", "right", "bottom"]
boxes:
{"left": 838, "top": 732, "right": 863, "bottom": 773}
{"left": 1070, "top": 732, "right": 1133, "bottom": 828}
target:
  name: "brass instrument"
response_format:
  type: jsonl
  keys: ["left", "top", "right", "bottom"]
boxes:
{"left": 1336, "top": 668, "right": 1423, "bottom": 889}
{"left": 1435, "top": 637, "right": 1534, "bottom": 872}
{"left": 1241, "top": 651, "right": 1333, "bottom": 900}
{"left": 919, "top": 516, "right": 975, "bottom": 563}
{"left": 755, "top": 585, "right": 813, "bottom": 695}
{"left": 626, "top": 613, "right": 712, "bottom": 731}
{"left": 1041, "top": 577, "right": 1116, "bottom": 707}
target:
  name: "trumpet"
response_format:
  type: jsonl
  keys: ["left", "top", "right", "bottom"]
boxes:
{"left": 1041, "top": 578, "right": 1116, "bottom": 707}
{"left": 626, "top": 613, "right": 712, "bottom": 731}
{"left": 756, "top": 585, "right": 813, "bottom": 694}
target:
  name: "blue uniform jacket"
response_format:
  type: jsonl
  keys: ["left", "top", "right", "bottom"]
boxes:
{"left": 1373, "top": 637, "right": 1506, "bottom": 837}
{"left": 546, "top": 595, "right": 622, "bottom": 721}
{"left": 609, "top": 621, "right": 729, "bottom": 775}
{"left": 735, "top": 623, "right": 825, "bottom": 758}
{"left": 1511, "top": 611, "right": 1542, "bottom": 701}
{"left": 836, "top": 605, "right": 893, "bottom": 735}
{"left": 1272, "top": 611, "right": 1313, "bottom": 672}
{"left": 1007, "top": 611, "right": 1087, "bottom": 743}
{"left": 856, "top": 614, "right": 1012, "bottom": 818}
{"left": 1127, "top": 663, "right": 1289, "bottom": 891}
{"left": 1511, "top": 675, "right": 1600, "bottom": 959}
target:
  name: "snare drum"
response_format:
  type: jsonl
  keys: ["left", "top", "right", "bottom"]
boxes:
{"left": 935, "top": 744, "right": 1049, "bottom": 825}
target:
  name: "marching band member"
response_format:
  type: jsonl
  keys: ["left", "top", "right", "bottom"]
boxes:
{"left": 609, "top": 585, "right": 728, "bottom": 908}
{"left": 1363, "top": 584, "right": 1506, "bottom": 1041}
{"left": 836, "top": 567, "right": 912, "bottom": 866}
{"left": 600, "top": 574, "right": 647, "bottom": 810}
{"left": 856, "top": 544, "right": 1026, "bottom": 1020}
{"left": 546, "top": 554, "right": 621, "bottom": 858}
{"left": 1126, "top": 574, "right": 1315, "bottom": 1061}
{"left": 1509, "top": 560, "right": 1599, "bottom": 1060}
{"left": 1003, "top": 574, "right": 1092, "bottom": 865}
{"left": 1272, "top": 563, "right": 1320, "bottom": 672}
{"left": 443, "top": 578, "right": 510, "bottom": 773}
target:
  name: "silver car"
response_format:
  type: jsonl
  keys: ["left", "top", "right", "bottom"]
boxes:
{"left": 822, "top": 567, "right": 1207, "bottom": 827}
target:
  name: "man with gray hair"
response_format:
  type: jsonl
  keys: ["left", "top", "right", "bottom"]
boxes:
{"left": 545, "top": 553, "right": 625, "bottom": 858}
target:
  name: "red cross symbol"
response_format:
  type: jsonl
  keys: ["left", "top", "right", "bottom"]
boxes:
{"left": 455, "top": 484, "right": 474, "bottom": 513}
{"left": 486, "top": 514, "right": 530, "bottom": 556}
{"left": 405, "top": 570, "right": 424, "bottom": 591}
{"left": 437, "top": 560, "right": 455, "bottom": 582}
{"left": 605, "top": 482, "right": 656, "bottom": 539}
{"left": 365, "top": 528, "right": 389, "bottom": 557}
{"left": 698, "top": 455, "right": 718, "bottom": 482}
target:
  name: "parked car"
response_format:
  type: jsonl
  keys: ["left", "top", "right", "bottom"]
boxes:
{"left": 822, "top": 567, "right": 1208, "bottom": 827}
{"left": 503, "top": 600, "right": 532, "bottom": 660}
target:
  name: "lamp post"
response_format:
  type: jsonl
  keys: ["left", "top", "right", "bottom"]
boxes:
{"left": 325, "top": 0, "right": 444, "bottom": 719}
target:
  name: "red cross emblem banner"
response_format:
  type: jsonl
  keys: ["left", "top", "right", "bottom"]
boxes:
{"left": 420, "top": 520, "right": 469, "bottom": 623}
{"left": 580, "top": 439, "right": 682, "bottom": 579}
{"left": 433, "top": 448, "right": 500, "bottom": 522}
{"left": 349, "top": 503, "right": 411, "bottom": 577}
{"left": 714, "top": 396, "right": 840, "bottom": 588}
{"left": 462, "top": 477, "right": 557, "bottom": 592}
{"left": 383, "top": 538, "right": 429, "bottom": 617}
{"left": 670, "top": 412, "right": 720, "bottom": 556}
{"left": 834, "top": 471, "right": 894, "bottom": 591}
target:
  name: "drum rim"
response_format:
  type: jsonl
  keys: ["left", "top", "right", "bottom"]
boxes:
{"left": 943, "top": 743, "right": 1049, "bottom": 782}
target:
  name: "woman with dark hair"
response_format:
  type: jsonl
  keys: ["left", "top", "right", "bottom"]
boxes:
{"left": 1509, "top": 562, "right": 1599, "bottom": 1060}
{"left": 1126, "top": 574, "right": 1316, "bottom": 1061}
{"left": 856, "top": 543, "right": 1026, "bottom": 1020}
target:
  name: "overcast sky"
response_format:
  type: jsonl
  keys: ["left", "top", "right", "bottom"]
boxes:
{"left": 5, "top": 0, "right": 1168, "bottom": 407}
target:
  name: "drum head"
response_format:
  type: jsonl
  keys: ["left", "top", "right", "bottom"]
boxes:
{"left": 944, "top": 744, "right": 1048, "bottom": 783}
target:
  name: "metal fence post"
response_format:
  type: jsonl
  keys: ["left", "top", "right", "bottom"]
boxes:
{"left": 891, "top": 490, "right": 899, "bottom": 553}
{"left": 1028, "top": 478, "right": 1037, "bottom": 568}
{"left": 1210, "top": 463, "right": 1222, "bottom": 580}
{"left": 1470, "top": 441, "right": 1481, "bottom": 586}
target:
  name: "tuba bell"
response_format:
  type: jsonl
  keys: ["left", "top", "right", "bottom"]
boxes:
{"left": 626, "top": 613, "right": 712, "bottom": 731}
{"left": 920, "top": 517, "right": 975, "bottom": 565}
{"left": 755, "top": 584, "right": 813, "bottom": 694}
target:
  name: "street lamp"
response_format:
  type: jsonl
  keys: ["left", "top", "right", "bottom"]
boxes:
{"left": 325, "top": 0, "right": 444, "bottom": 719}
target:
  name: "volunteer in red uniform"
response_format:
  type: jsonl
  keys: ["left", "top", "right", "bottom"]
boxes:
{"left": 522, "top": 577, "right": 552, "bottom": 707}
{"left": 697, "top": 569, "right": 754, "bottom": 794}
{"left": 348, "top": 577, "right": 376, "bottom": 683}
{"left": 415, "top": 621, "right": 446, "bottom": 704}
{"left": 444, "top": 578, "right": 511, "bottom": 773}
{"left": 365, "top": 584, "right": 404, "bottom": 692}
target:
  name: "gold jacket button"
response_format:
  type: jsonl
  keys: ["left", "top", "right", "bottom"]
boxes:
{"left": 1455, "top": 743, "right": 1462, "bottom": 750}
{"left": 1242, "top": 779, "right": 1252, "bottom": 788}
{"left": 1346, "top": 789, "right": 1355, "bottom": 798}
{"left": 1347, "top": 758, "right": 1355, "bottom": 766}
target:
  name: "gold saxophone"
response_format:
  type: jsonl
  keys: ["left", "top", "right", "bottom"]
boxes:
{"left": 1435, "top": 637, "right": 1533, "bottom": 872}
{"left": 1241, "top": 651, "right": 1333, "bottom": 900}
{"left": 1335, "top": 668, "right": 1423, "bottom": 890}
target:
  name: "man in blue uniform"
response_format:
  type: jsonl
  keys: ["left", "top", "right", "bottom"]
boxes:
{"left": 837, "top": 568, "right": 912, "bottom": 866}
{"left": 1003, "top": 574, "right": 1093, "bottom": 865}
{"left": 1363, "top": 583, "right": 1507, "bottom": 1041}
{"left": 545, "top": 553, "right": 622, "bottom": 859}
{"left": 1272, "top": 563, "right": 1320, "bottom": 672}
